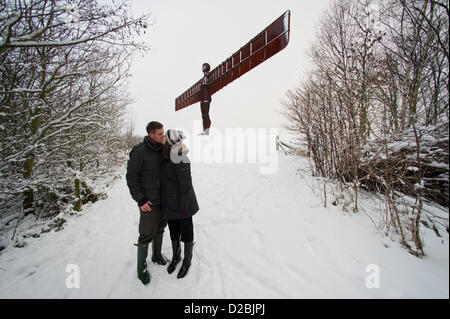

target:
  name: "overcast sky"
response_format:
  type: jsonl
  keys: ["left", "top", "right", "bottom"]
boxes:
{"left": 127, "top": 0, "right": 331, "bottom": 136}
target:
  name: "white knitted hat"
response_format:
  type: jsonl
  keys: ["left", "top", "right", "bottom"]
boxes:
{"left": 166, "top": 129, "right": 185, "bottom": 146}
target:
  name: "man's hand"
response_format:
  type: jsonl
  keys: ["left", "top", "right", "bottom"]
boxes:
{"left": 140, "top": 201, "right": 152, "bottom": 212}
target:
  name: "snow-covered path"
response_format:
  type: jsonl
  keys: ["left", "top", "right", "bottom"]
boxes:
{"left": 0, "top": 154, "right": 448, "bottom": 298}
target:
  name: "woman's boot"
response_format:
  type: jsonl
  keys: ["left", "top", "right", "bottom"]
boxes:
{"left": 177, "top": 242, "right": 194, "bottom": 279}
{"left": 167, "top": 239, "right": 181, "bottom": 274}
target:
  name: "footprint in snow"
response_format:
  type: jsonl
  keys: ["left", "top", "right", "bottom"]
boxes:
{"left": 304, "top": 237, "right": 319, "bottom": 258}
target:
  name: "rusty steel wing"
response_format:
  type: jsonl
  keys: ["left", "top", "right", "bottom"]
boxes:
{"left": 175, "top": 10, "right": 291, "bottom": 111}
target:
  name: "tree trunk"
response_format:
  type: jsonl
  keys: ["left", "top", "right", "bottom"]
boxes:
{"left": 74, "top": 178, "right": 81, "bottom": 212}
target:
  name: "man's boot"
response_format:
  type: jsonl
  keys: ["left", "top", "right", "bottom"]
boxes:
{"left": 167, "top": 239, "right": 181, "bottom": 274}
{"left": 137, "top": 244, "right": 150, "bottom": 285}
{"left": 177, "top": 242, "right": 194, "bottom": 279}
{"left": 151, "top": 232, "right": 169, "bottom": 265}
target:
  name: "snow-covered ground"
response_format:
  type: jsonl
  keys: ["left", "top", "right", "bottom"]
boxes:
{"left": 0, "top": 153, "right": 448, "bottom": 298}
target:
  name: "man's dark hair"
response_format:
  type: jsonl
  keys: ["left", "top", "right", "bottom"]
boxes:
{"left": 146, "top": 121, "right": 163, "bottom": 134}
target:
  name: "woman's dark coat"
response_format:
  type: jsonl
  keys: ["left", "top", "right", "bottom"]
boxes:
{"left": 161, "top": 146, "right": 199, "bottom": 220}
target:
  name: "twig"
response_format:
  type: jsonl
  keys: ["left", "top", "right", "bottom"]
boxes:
{"left": 11, "top": 205, "right": 23, "bottom": 241}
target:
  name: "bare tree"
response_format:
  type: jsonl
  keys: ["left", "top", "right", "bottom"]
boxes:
{"left": 0, "top": 0, "right": 149, "bottom": 229}
{"left": 283, "top": 0, "right": 448, "bottom": 256}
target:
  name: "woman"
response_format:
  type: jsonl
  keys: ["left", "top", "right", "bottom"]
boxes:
{"left": 161, "top": 129, "right": 199, "bottom": 279}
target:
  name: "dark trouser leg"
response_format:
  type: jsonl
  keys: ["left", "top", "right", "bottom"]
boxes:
{"left": 179, "top": 217, "right": 194, "bottom": 243}
{"left": 137, "top": 206, "right": 161, "bottom": 246}
{"left": 136, "top": 206, "right": 162, "bottom": 283}
{"left": 168, "top": 219, "right": 181, "bottom": 241}
{"left": 152, "top": 216, "right": 168, "bottom": 265}
{"left": 167, "top": 220, "right": 181, "bottom": 274}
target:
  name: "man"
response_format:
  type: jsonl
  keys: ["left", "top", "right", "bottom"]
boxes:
{"left": 126, "top": 121, "right": 168, "bottom": 285}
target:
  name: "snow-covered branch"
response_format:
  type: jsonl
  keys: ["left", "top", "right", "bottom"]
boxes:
{"left": 0, "top": 0, "right": 148, "bottom": 223}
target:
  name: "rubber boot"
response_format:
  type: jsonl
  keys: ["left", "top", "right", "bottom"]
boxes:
{"left": 167, "top": 239, "right": 181, "bottom": 274}
{"left": 177, "top": 242, "right": 194, "bottom": 279}
{"left": 137, "top": 244, "right": 150, "bottom": 285}
{"left": 151, "top": 232, "right": 169, "bottom": 265}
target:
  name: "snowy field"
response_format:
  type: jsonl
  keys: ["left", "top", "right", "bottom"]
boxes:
{"left": 0, "top": 153, "right": 448, "bottom": 298}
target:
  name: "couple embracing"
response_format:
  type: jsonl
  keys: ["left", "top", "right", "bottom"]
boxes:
{"left": 126, "top": 121, "right": 199, "bottom": 285}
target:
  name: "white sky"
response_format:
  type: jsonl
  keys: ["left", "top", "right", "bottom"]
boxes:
{"left": 127, "top": 0, "right": 331, "bottom": 136}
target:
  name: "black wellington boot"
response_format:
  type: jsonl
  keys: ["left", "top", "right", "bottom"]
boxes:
{"left": 151, "top": 232, "right": 169, "bottom": 265}
{"left": 167, "top": 239, "right": 181, "bottom": 274}
{"left": 177, "top": 242, "right": 194, "bottom": 279}
{"left": 137, "top": 244, "right": 150, "bottom": 285}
